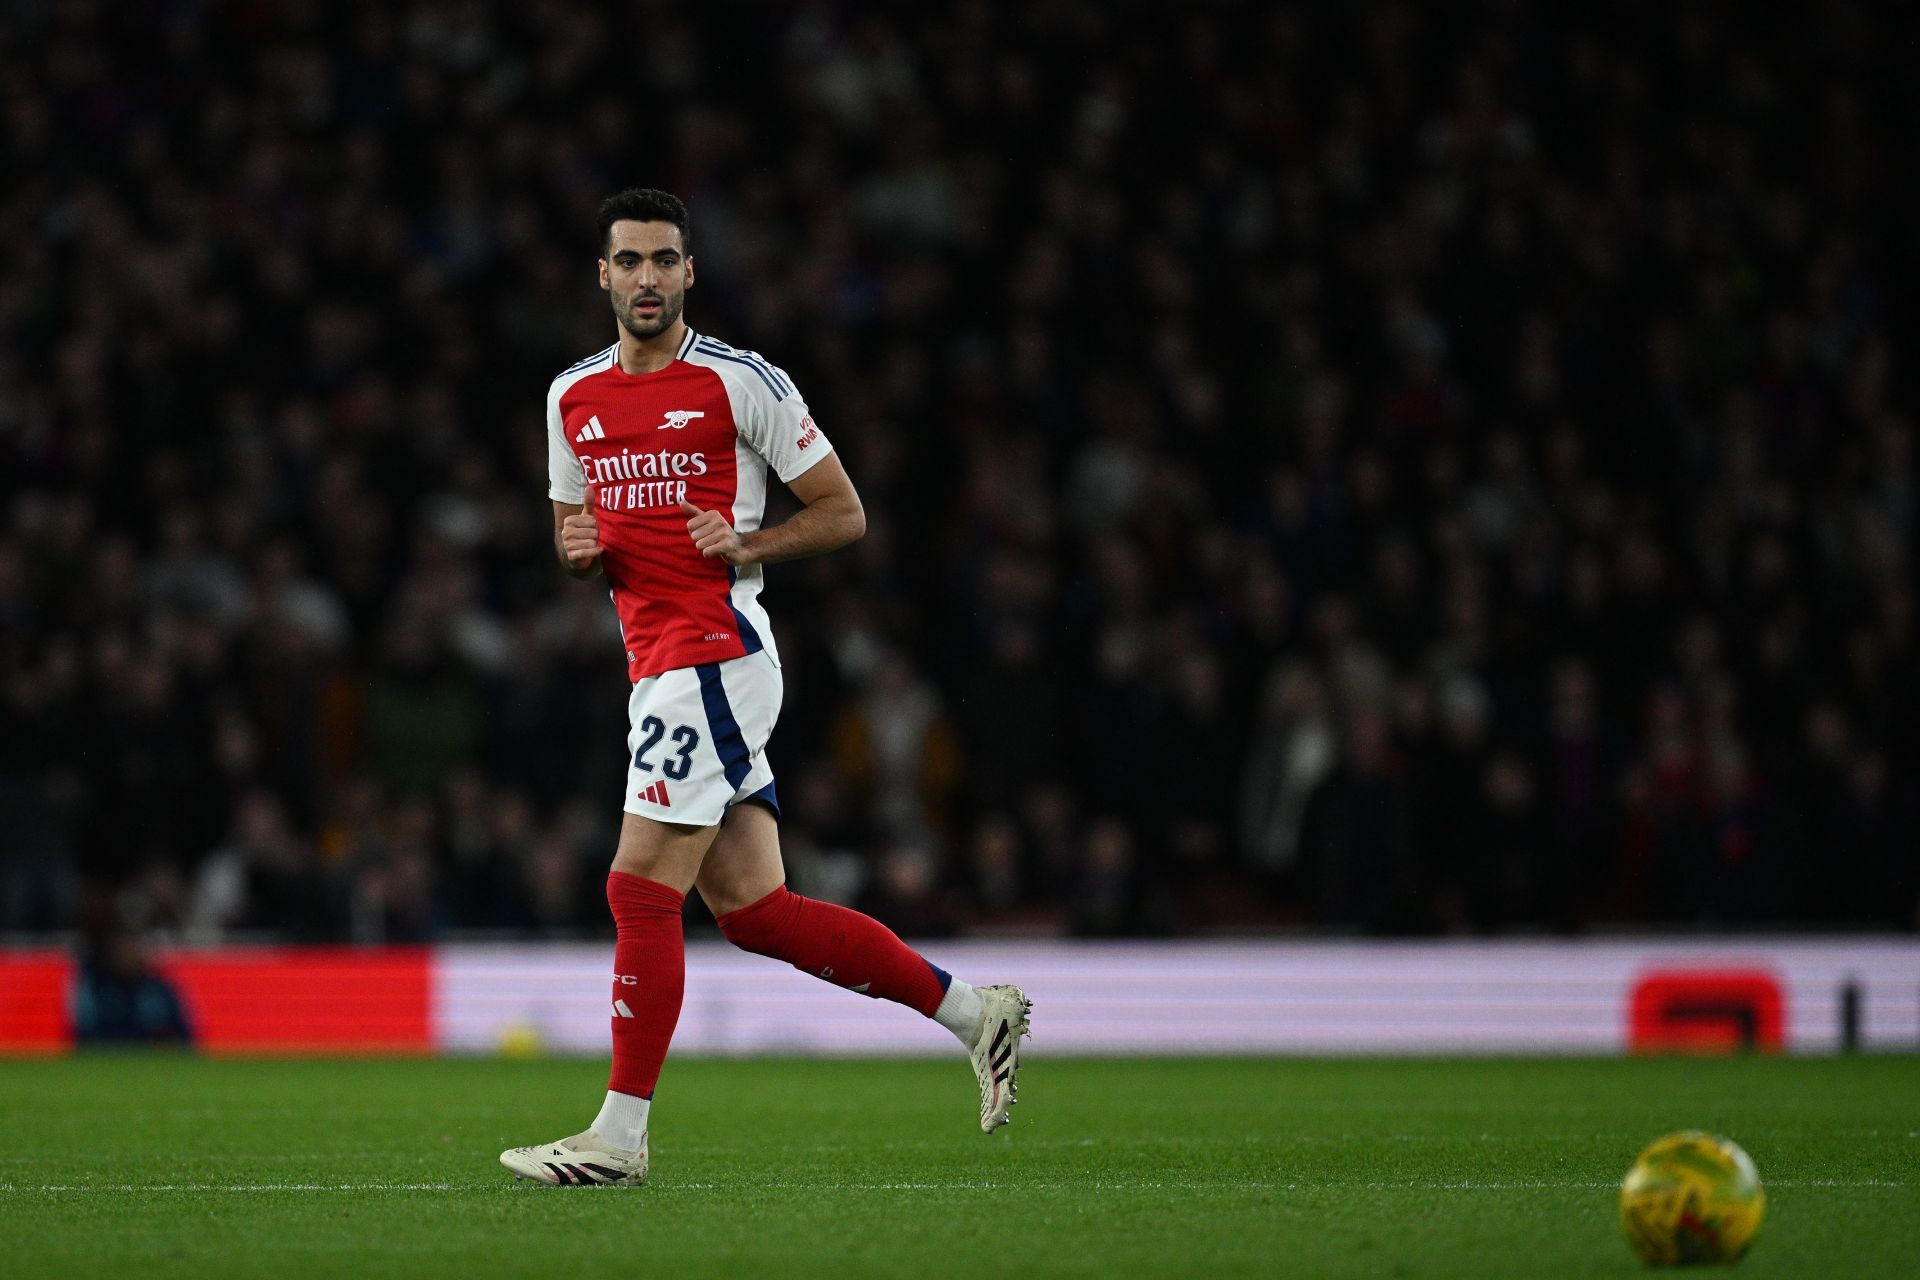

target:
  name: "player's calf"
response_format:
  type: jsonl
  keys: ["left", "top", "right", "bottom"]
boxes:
{"left": 714, "top": 885, "right": 949, "bottom": 1014}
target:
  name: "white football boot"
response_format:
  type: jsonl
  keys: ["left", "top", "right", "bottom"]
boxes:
{"left": 500, "top": 1129, "right": 647, "bottom": 1186}
{"left": 967, "top": 984, "right": 1031, "bottom": 1133}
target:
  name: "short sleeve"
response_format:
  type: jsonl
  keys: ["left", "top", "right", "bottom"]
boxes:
{"left": 736, "top": 370, "right": 833, "bottom": 484}
{"left": 546, "top": 382, "right": 586, "bottom": 503}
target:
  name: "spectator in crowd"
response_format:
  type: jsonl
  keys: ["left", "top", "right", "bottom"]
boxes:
{"left": 72, "top": 926, "right": 194, "bottom": 1047}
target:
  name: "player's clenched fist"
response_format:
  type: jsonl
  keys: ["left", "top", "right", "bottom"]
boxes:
{"left": 679, "top": 499, "right": 754, "bottom": 565}
{"left": 562, "top": 485, "right": 603, "bottom": 566}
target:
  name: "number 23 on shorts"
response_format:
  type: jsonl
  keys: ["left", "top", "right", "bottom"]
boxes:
{"left": 632, "top": 715, "right": 700, "bottom": 780}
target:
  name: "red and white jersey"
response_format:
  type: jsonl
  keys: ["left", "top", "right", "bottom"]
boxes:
{"left": 546, "top": 327, "right": 832, "bottom": 681}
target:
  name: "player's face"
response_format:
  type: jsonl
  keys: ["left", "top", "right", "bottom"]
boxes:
{"left": 600, "top": 220, "right": 693, "bottom": 340}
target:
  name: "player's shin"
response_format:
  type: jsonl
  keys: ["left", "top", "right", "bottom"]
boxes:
{"left": 603, "top": 870, "right": 686, "bottom": 1143}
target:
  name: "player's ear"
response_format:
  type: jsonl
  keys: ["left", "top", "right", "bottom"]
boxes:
{"left": 598, "top": 258, "right": 610, "bottom": 291}
{"left": 683, "top": 256, "right": 694, "bottom": 290}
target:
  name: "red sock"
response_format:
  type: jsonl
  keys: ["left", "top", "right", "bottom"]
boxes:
{"left": 714, "top": 886, "right": 950, "bottom": 1017}
{"left": 606, "top": 871, "right": 685, "bottom": 1100}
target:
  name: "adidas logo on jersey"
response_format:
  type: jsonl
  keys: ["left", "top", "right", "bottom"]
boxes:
{"left": 657, "top": 410, "right": 705, "bottom": 430}
{"left": 635, "top": 780, "right": 672, "bottom": 806}
{"left": 575, "top": 415, "right": 607, "bottom": 442}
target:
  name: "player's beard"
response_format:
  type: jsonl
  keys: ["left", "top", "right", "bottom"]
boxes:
{"left": 615, "top": 286, "right": 683, "bottom": 340}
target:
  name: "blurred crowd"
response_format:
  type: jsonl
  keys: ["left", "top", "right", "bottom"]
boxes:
{"left": 2, "top": 1, "right": 1915, "bottom": 941}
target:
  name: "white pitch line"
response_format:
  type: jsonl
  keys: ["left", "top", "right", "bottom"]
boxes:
{"left": 1, "top": 1177, "right": 1909, "bottom": 1195}
{"left": 0, "top": 1183, "right": 463, "bottom": 1194}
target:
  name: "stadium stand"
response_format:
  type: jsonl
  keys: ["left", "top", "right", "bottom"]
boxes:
{"left": 0, "top": 1, "right": 1913, "bottom": 941}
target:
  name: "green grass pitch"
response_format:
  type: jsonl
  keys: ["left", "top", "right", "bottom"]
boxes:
{"left": 2, "top": 1054, "right": 1916, "bottom": 1278}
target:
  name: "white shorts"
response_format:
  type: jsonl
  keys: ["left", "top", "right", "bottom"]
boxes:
{"left": 624, "top": 650, "right": 782, "bottom": 827}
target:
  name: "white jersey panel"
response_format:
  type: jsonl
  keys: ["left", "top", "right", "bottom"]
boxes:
{"left": 726, "top": 432, "right": 779, "bottom": 667}
{"left": 545, "top": 344, "right": 616, "bottom": 503}
{"left": 682, "top": 337, "right": 834, "bottom": 485}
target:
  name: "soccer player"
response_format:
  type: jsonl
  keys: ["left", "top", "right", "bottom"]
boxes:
{"left": 500, "top": 189, "right": 1029, "bottom": 1187}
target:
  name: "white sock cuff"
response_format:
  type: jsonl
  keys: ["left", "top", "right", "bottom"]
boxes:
{"left": 933, "top": 977, "right": 983, "bottom": 1042}
{"left": 591, "top": 1089, "right": 651, "bottom": 1153}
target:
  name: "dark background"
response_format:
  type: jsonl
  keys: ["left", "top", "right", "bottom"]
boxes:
{"left": 2, "top": 0, "right": 1916, "bottom": 943}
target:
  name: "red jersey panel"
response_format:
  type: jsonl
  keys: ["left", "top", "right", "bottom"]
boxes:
{"left": 545, "top": 329, "right": 833, "bottom": 681}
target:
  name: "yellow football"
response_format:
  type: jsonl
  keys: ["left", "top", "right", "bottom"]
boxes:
{"left": 1620, "top": 1131, "right": 1765, "bottom": 1266}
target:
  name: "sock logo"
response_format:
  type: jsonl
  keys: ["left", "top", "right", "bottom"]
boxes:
{"left": 613, "top": 1000, "right": 635, "bottom": 1018}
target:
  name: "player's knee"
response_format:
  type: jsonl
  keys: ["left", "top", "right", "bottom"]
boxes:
{"left": 609, "top": 815, "right": 710, "bottom": 887}
{"left": 610, "top": 847, "right": 685, "bottom": 885}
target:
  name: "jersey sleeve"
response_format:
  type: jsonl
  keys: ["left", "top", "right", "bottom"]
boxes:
{"left": 546, "top": 381, "right": 587, "bottom": 503}
{"left": 735, "top": 366, "right": 833, "bottom": 484}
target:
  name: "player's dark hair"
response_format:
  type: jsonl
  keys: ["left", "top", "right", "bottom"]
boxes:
{"left": 597, "top": 187, "right": 691, "bottom": 257}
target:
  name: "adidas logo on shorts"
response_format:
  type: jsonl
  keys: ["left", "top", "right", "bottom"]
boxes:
{"left": 635, "top": 780, "right": 672, "bottom": 806}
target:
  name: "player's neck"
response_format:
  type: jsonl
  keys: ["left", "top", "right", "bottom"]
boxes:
{"left": 617, "top": 319, "right": 688, "bottom": 375}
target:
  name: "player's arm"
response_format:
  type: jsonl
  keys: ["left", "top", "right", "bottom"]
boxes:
{"left": 546, "top": 381, "right": 602, "bottom": 579}
{"left": 680, "top": 452, "right": 865, "bottom": 567}
{"left": 553, "top": 488, "right": 604, "bottom": 579}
